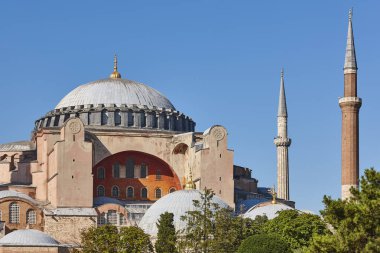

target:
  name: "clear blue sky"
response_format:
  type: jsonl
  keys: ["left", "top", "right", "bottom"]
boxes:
{"left": 0, "top": 1, "right": 379, "bottom": 213}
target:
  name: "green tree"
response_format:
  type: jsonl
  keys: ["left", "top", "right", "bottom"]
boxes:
{"left": 80, "top": 224, "right": 119, "bottom": 253}
{"left": 237, "top": 233, "right": 291, "bottom": 253}
{"left": 308, "top": 168, "right": 380, "bottom": 253}
{"left": 117, "top": 226, "right": 153, "bottom": 253}
{"left": 263, "top": 209, "right": 329, "bottom": 250}
{"left": 155, "top": 212, "right": 178, "bottom": 253}
{"left": 212, "top": 210, "right": 268, "bottom": 253}
{"left": 80, "top": 225, "right": 153, "bottom": 253}
{"left": 180, "top": 188, "right": 219, "bottom": 253}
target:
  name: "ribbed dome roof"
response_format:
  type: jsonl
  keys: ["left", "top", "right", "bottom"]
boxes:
{"left": 55, "top": 78, "right": 175, "bottom": 110}
{"left": 243, "top": 202, "right": 294, "bottom": 220}
{"left": 139, "top": 190, "right": 228, "bottom": 236}
{"left": 0, "top": 229, "right": 59, "bottom": 246}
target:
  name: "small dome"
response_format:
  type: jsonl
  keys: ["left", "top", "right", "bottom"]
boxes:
{"left": 243, "top": 202, "right": 294, "bottom": 220}
{"left": 0, "top": 229, "right": 59, "bottom": 246}
{"left": 55, "top": 78, "right": 175, "bottom": 110}
{"left": 139, "top": 190, "right": 228, "bottom": 236}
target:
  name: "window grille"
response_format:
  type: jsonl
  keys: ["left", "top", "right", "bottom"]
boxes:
{"left": 107, "top": 210, "right": 117, "bottom": 225}
{"left": 9, "top": 202, "right": 19, "bottom": 224}
{"left": 26, "top": 209, "right": 36, "bottom": 224}
{"left": 119, "top": 214, "right": 126, "bottom": 225}
{"left": 98, "top": 213, "right": 106, "bottom": 225}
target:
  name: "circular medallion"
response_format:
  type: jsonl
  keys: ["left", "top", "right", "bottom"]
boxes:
{"left": 69, "top": 121, "right": 81, "bottom": 134}
{"left": 213, "top": 128, "right": 225, "bottom": 140}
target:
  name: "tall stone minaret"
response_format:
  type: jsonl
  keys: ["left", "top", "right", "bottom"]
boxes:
{"left": 339, "top": 9, "right": 362, "bottom": 200}
{"left": 274, "top": 69, "right": 291, "bottom": 200}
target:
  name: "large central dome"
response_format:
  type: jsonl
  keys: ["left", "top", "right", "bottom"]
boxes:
{"left": 55, "top": 78, "right": 175, "bottom": 110}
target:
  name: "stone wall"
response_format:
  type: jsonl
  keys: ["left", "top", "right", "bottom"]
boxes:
{"left": 44, "top": 215, "right": 96, "bottom": 244}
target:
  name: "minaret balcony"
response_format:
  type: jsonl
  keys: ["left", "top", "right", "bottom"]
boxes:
{"left": 339, "top": 97, "right": 362, "bottom": 108}
{"left": 274, "top": 137, "right": 291, "bottom": 147}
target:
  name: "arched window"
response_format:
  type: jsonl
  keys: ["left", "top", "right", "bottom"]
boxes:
{"left": 126, "top": 159, "right": 134, "bottom": 178}
{"left": 101, "top": 109, "right": 108, "bottom": 125}
{"left": 156, "top": 169, "right": 161, "bottom": 180}
{"left": 140, "top": 164, "right": 147, "bottom": 178}
{"left": 97, "top": 167, "right": 105, "bottom": 179}
{"left": 169, "top": 188, "right": 176, "bottom": 194}
{"left": 155, "top": 188, "right": 162, "bottom": 199}
{"left": 26, "top": 209, "right": 36, "bottom": 224}
{"left": 98, "top": 212, "right": 106, "bottom": 225}
{"left": 141, "top": 188, "right": 148, "bottom": 199}
{"left": 115, "top": 110, "right": 121, "bottom": 126}
{"left": 9, "top": 202, "right": 19, "bottom": 224}
{"left": 119, "top": 214, "right": 126, "bottom": 225}
{"left": 97, "top": 185, "right": 105, "bottom": 197}
{"left": 107, "top": 210, "right": 117, "bottom": 225}
{"left": 127, "top": 111, "right": 134, "bottom": 126}
{"left": 112, "top": 186, "right": 119, "bottom": 197}
{"left": 113, "top": 163, "right": 120, "bottom": 178}
{"left": 127, "top": 187, "right": 134, "bottom": 198}
{"left": 87, "top": 112, "right": 92, "bottom": 125}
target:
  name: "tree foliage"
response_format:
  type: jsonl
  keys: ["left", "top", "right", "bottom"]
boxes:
{"left": 308, "top": 168, "right": 380, "bottom": 253}
{"left": 236, "top": 233, "right": 291, "bottom": 253}
{"left": 179, "top": 188, "right": 267, "bottom": 253}
{"left": 155, "top": 212, "right": 178, "bottom": 253}
{"left": 263, "top": 209, "right": 329, "bottom": 250}
{"left": 80, "top": 224, "right": 153, "bottom": 253}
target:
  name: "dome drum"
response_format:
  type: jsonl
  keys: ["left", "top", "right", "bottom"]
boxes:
{"left": 35, "top": 103, "right": 195, "bottom": 132}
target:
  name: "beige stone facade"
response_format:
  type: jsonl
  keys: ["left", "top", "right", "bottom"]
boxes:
{"left": 0, "top": 72, "right": 246, "bottom": 245}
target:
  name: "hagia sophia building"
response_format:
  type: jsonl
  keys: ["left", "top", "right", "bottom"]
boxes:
{"left": 0, "top": 10, "right": 360, "bottom": 251}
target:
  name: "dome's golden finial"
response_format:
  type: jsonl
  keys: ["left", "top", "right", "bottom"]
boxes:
{"left": 109, "top": 54, "right": 121, "bottom": 79}
{"left": 185, "top": 167, "right": 196, "bottom": 190}
{"left": 271, "top": 185, "right": 277, "bottom": 204}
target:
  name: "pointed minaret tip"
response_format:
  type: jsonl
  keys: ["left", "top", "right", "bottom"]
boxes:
{"left": 344, "top": 8, "right": 357, "bottom": 73}
{"left": 278, "top": 68, "right": 287, "bottom": 117}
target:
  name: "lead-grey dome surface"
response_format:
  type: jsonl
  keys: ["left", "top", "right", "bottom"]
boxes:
{"left": 0, "top": 229, "right": 59, "bottom": 246}
{"left": 139, "top": 190, "right": 228, "bottom": 236}
{"left": 55, "top": 78, "right": 175, "bottom": 110}
{"left": 243, "top": 202, "right": 294, "bottom": 220}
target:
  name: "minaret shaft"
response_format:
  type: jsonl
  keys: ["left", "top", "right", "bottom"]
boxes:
{"left": 339, "top": 10, "right": 361, "bottom": 200}
{"left": 274, "top": 70, "right": 291, "bottom": 200}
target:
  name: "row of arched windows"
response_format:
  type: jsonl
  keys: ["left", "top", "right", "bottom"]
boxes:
{"left": 100, "top": 110, "right": 139, "bottom": 126}
{"left": 97, "top": 163, "right": 152, "bottom": 179}
{"left": 96, "top": 185, "right": 176, "bottom": 199}
{"left": 5, "top": 202, "right": 36, "bottom": 224}
{"left": 97, "top": 210, "right": 127, "bottom": 226}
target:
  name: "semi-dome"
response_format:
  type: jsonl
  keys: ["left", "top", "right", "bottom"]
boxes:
{"left": 55, "top": 78, "right": 175, "bottom": 110}
{"left": 243, "top": 202, "right": 294, "bottom": 220}
{"left": 139, "top": 189, "right": 228, "bottom": 236}
{"left": 0, "top": 229, "right": 59, "bottom": 246}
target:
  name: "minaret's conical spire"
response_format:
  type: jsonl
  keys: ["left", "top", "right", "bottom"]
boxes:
{"left": 344, "top": 9, "right": 357, "bottom": 73}
{"left": 278, "top": 69, "right": 287, "bottom": 117}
